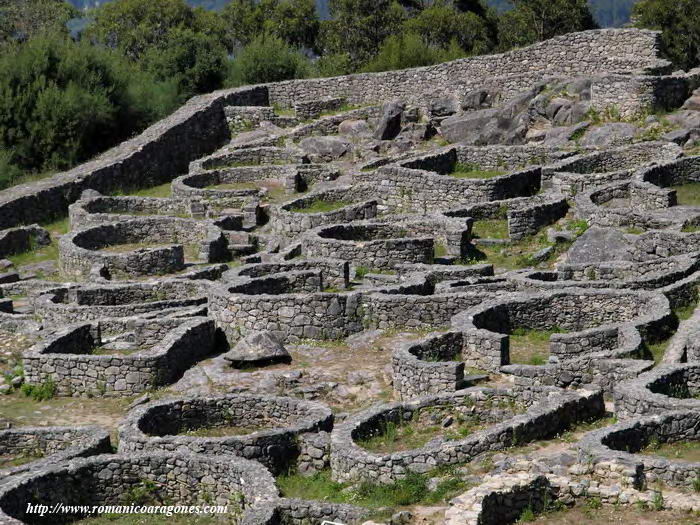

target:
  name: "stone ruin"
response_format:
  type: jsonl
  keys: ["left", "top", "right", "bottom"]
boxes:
{"left": 0, "top": 27, "right": 700, "bottom": 525}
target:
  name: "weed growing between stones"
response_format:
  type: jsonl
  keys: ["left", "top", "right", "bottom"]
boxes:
{"left": 641, "top": 440, "right": 700, "bottom": 462}
{"left": 449, "top": 162, "right": 506, "bottom": 179}
{"left": 20, "top": 379, "right": 56, "bottom": 401}
{"left": 277, "top": 467, "right": 473, "bottom": 515}
{"left": 288, "top": 199, "right": 352, "bottom": 214}
{"left": 671, "top": 183, "right": 700, "bottom": 206}
{"left": 508, "top": 327, "right": 566, "bottom": 366}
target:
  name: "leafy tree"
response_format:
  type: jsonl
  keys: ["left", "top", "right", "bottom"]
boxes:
{"left": 0, "top": 32, "right": 178, "bottom": 174}
{"left": 84, "top": 0, "right": 228, "bottom": 100}
{"left": 226, "top": 34, "right": 311, "bottom": 86}
{"left": 0, "top": 0, "right": 76, "bottom": 47}
{"left": 221, "top": 0, "right": 320, "bottom": 51}
{"left": 139, "top": 27, "right": 228, "bottom": 99}
{"left": 264, "top": 0, "right": 320, "bottom": 51}
{"left": 321, "top": 0, "right": 407, "bottom": 67}
{"left": 403, "top": 2, "right": 494, "bottom": 54}
{"left": 362, "top": 32, "right": 466, "bottom": 72}
{"left": 634, "top": 0, "right": 700, "bottom": 71}
{"left": 497, "top": 0, "right": 598, "bottom": 50}
{"left": 588, "top": 0, "right": 636, "bottom": 28}
{"left": 0, "top": 149, "right": 24, "bottom": 190}
{"left": 314, "top": 52, "right": 354, "bottom": 78}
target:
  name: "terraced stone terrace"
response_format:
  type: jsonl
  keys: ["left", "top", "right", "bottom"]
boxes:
{"left": 2, "top": 27, "right": 700, "bottom": 525}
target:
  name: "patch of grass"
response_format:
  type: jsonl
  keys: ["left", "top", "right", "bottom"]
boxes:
{"left": 433, "top": 242, "right": 448, "bottom": 257}
{"left": 20, "top": 380, "right": 57, "bottom": 401}
{"left": 450, "top": 162, "right": 506, "bottom": 179}
{"left": 117, "top": 182, "right": 172, "bottom": 198}
{"left": 319, "top": 103, "right": 365, "bottom": 117}
{"left": 181, "top": 424, "right": 264, "bottom": 438}
{"left": 671, "top": 183, "right": 700, "bottom": 207}
{"left": 355, "top": 266, "right": 396, "bottom": 279}
{"left": 509, "top": 327, "right": 567, "bottom": 366}
{"left": 647, "top": 339, "right": 671, "bottom": 365}
{"left": 273, "top": 103, "right": 296, "bottom": 117}
{"left": 642, "top": 440, "right": 700, "bottom": 462}
{"left": 517, "top": 506, "right": 536, "bottom": 522}
{"left": 7, "top": 217, "right": 67, "bottom": 269}
{"left": 472, "top": 219, "right": 509, "bottom": 239}
{"left": 288, "top": 199, "right": 351, "bottom": 214}
{"left": 0, "top": 450, "right": 44, "bottom": 468}
{"left": 277, "top": 468, "right": 472, "bottom": 513}
{"left": 682, "top": 223, "right": 700, "bottom": 233}
{"left": 357, "top": 411, "right": 486, "bottom": 454}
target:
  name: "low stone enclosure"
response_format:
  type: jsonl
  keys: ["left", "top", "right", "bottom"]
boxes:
{"left": 542, "top": 141, "right": 683, "bottom": 196}
{"left": 0, "top": 452, "right": 279, "bottom": 524}
{"left": 579, "top": 410, "right": 700, "bottom": 490}
{"left": 58, "top": 216, "right": 231, "bottom": 279}
{"left": 22, "top": 318, "right": 217, "bottom": 396}
{"left": 330, "top": 386, "right": 604, "bottom": 483}
{"left": 575, "top": 154, "right": 700, "bottom": 230}
{"left": 4, "top": 27, "right": 700, "bottom": 525}
{"left": 0, "top": 426, "right": 110, "bottom": 481}
{"left": 118, "top": 394, "right": 333, "bottom": 475}
{"left": 613, "top": 363, "right": 700, "bottom": 419}
{"left": 34, "top": 280, "right": 208, "bottom": 333}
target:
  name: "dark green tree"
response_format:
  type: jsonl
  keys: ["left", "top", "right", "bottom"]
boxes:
{"left": 634, "top": 0, "right": 700, "bottom": 71}
{"left": 226, "top": 34, "right": 311, "bottom": 86}
{"left": 321, "top": 0, "right": 406, "bottom": 67}
{"left": 362, "top": 32, "right": 466, "bottom": 72}
{"left": 497, "top": 0, "right": 598, "bottom": 50}
{"left": 403, "top": 2, "right": 494, "bottom": 54}
{"left": 0, "top": 0, "right": 75, "bottom": 47}
{"left": 220, "top": 0, "right": 320, "bottom": 51}
{"left": 0, "top": 32, "right": 177, "bottom": 176}
{"left": 84, "top": 0, "right": 228, "bottom": 100}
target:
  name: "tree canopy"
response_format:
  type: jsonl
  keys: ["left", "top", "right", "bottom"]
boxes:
{"left": 497, "top": 0, "right": 598, "bottom": 50}
{"left": 634, "top": 0, "right": 700, "bottom": 71}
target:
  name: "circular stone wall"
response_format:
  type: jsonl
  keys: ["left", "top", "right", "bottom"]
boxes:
{"left": 0, "top": 426, "right": 110, "bottom": 481}
{"left": 58, "top": 217, "right": 229, "bottom": 279}
{"left": 0, "top": 452, "right": 278, "bottom": 524}
{"left": 330, "top": 386, "right": 604, "bottom": 483}
{"left": 302, "top": 222, "right": 434, "bottom": 269}
{"left": 34, "top": 280, "right": 207, "bottom": 329}
{"left": 454, "top": 288, "right": 672, "bottom": 371}
{"left": 269, "top": 187, "right": 378, "bottom": 236}
{"left": 118, "top": 393, "right": 333, "bottom": 474}
{"left": 579, "top": 410, "right": 700, "bottom": 489}
{"left": 613, "top": 364, "right": 700, "bottom": 419}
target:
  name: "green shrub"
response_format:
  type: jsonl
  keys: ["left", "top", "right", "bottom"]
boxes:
{"left": 226, "top": 34, "right": 311, "bottom": 86}
{"left": 0, "top": 32, "right": 178, "bottom": 175}
{"left": 0, "top": 149, "right": 24, "bottom": 190}
{"left": 20, "top": 380, "right": 57, "bottom": 401}
{"left": 362, "top": 32, "right": 465, "bottom": 73}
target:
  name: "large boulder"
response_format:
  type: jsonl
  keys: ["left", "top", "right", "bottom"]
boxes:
{"left": 223, "top": 331, "right": 291, "bottom": 367}
{"left": 667, "top": 110, "right": 700, "bottom": 130}
{"left": 428, "top": 96, "right": 458, "bottom": 118}
{"left": 374, "top": 100, "right": 405, "bottom": 140}
{"left": 540, "top": 122, "right": 590, "bottom": 147}
{"left": 299, "top": 136, "right": 352, "bottom": 161}
{"left": 440, "top": 108, "right": 499, "bottom": 143}
{"left": 338, "top": 119, "right": 370, "bottom": 137}
{"left": 564, "top": 226, "right": 634, "bottom": 264}
{"left": 461, "top": 89, "right": 498, "bottom": 111}
{"left": 682, "top": 88, "right": 700, "bottom": 111}
{"left": 580, "top": 123, "right": 638, "bottom": 148}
